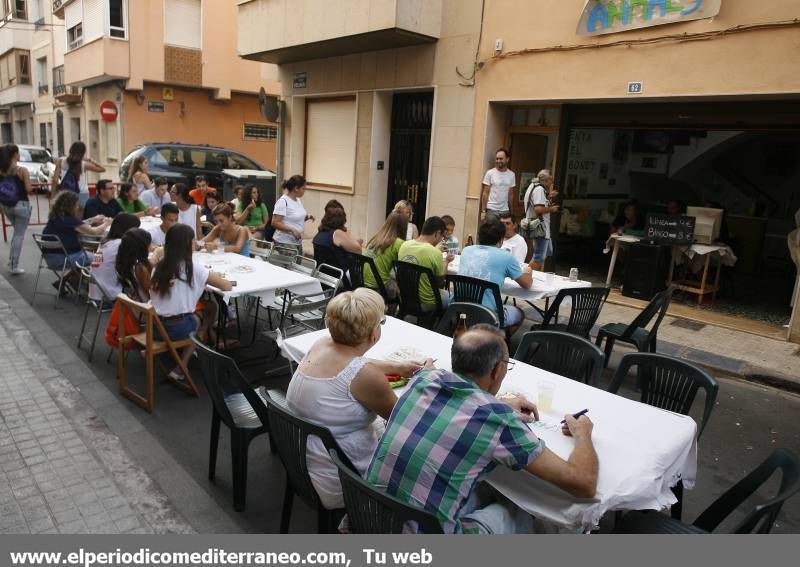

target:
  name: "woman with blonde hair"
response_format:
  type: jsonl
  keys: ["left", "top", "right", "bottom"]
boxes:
{"left": 286, "top": 288, "right": 432, "bottom": 510}
{"left": 363, "top": 212, "right": 408, "bottom": 299}
{"left": 392, "top": 200, "right": 419, "bottom": 240}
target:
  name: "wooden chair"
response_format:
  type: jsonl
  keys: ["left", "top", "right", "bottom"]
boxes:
{"left": 116, "top": 293, "right": 200, "bottom": 413}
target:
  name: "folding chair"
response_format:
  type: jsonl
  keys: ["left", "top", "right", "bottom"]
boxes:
{"left": 116, "top": 293, "right": 200, "bottom": 413}
{"left": 249, "top": 238, "right": 273, "bottom": 262}
{"left": 77, "top": 266, "right": 115, "bottom": 363}
{"left": 268, "top": 243, "right": 299, "bottom": 269}
{"left": 31, "top": 233, "right": 72, "bottom": 308}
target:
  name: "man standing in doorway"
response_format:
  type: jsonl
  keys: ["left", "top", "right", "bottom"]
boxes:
{"left": 524, "top": 169, "right": 559, "bottom": 272}
{"left": 480, "top": 148, "right": 516, "bottom": 224}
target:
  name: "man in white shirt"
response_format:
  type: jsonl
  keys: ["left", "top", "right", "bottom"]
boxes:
{"left": 140, "top": 177, "right": 172, "bottom": 213}
{"left": 147, "top": 203, "right": 179, "bottom": 247}
{"left": 523, "top": 169, "right": 560, "bottom": 272}
{"left": 480, "top": 148, "right": 516, "bottom": 224}
{"left": 499, "top": 213, "right": 528, "bottom": 263}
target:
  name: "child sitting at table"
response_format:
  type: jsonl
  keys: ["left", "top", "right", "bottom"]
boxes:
{"left": 440, "top": 215, "right": 461, "bottom": 254}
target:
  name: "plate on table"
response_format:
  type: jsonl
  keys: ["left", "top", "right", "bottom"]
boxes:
{"left": 384, "top": 347, "right": 425, "bottom": 363}
{"left": 231, "top": 265, "right": 254, "bottom": 274}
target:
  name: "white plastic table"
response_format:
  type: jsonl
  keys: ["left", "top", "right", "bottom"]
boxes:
{"left": 282, "top": 316, "right": 698, "bottom": 531}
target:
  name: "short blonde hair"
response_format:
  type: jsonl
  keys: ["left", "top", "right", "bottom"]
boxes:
{"left": 325, "top": 288, "right": 385, "bottom": 346}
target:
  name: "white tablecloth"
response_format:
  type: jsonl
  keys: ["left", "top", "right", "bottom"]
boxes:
{"left": 196, "top": 251, "right": 322, "bottom": 305}
{"left": 447, "top": 256, "right": 591, "bottom": 302}
{"left": 282, "top": 317, "right": 698, "bottom": 531}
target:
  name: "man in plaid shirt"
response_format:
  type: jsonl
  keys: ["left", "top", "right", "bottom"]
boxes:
{"left": 366, "top": 325, "right": 598, "bottom": 533}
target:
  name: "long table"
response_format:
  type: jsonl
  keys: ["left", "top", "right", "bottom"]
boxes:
{"left": 282, "top": 316, "right": 698, "bottom": 531}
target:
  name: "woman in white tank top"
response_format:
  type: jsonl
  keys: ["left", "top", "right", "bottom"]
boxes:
{"left": 286, "top": 289, "right": 431, "bottom": 509}
{"left": 171, "top": 182, "right": 201, "bottom": 240}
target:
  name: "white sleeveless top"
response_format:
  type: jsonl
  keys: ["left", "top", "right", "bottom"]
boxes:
{"left": 286, "top": 355, "right": 381, "bottom": 510}
{"left": 178, "top": 203, "right": 199, "bottom": 236}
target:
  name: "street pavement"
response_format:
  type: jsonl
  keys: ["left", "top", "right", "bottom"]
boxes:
{"left": 0, "top": 233, "right": 799, "bottom": 533}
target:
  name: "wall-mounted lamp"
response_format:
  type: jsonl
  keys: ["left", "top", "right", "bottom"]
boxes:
{"left": 135, "top": 91, "right": 145, "bottom": 105}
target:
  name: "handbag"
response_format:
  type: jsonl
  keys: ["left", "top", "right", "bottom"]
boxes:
{"left": 521, "top": 183, "right": 547, "bottom": 240}
{"left": 104, "top": 300, "right": 141, "bottom": 350}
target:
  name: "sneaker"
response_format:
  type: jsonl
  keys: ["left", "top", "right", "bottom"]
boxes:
{"left": 9, "top": 267, "right": 24, "bottom": 275}
{"left": 168, "top": 368, "right": 187, "bottom": 383}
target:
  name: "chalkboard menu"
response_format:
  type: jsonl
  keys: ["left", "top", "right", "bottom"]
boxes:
{"left": 645, "top": 214, "right": 695, "bottom": 245}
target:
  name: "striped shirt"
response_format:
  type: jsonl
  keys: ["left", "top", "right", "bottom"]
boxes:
{"left": 366, "top": 369, "right": 545, "bottom": 533}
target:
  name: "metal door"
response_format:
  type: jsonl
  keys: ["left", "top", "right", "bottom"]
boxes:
{"left": 386, "top": 92, "right": 433, "bottom": 222}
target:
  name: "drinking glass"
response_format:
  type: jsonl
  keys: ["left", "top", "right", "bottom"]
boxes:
{"left": 538, "top": 380, "right": 555, "bottom": 413}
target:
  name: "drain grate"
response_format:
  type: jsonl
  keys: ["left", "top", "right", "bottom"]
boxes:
{"left": 669, "top": 318, "right": 707, "bottom": 331}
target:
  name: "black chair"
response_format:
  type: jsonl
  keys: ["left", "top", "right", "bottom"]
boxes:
{"left": 330, "top": 450, "right": 444, "bottom": 534}
{"left": 536, "top": 287, "right": 610, "bottom": 339}
{"left": 313, "top": 243, "right": 351, "bottom": 289}
{"left": 265, "top": 397, "right": 357, "bottom": 533}
{"left": 394, "top": 261, "right": 443, "bottom": 329}
{"left": 434, "top": 302, "right": 499, "bottom": 336}
{"left": 609, "top": 352, "right": 719, "bottom": 519}
{"left": 191, "top": 333, "right": 283, "bottom": 511}
{"left": 514, "top": 331, "right": 605, "bottom": 386}
{"left": 346, "top": 251, "right": 393, "bottom": 305}
{"left": 617, "top": 448, "right": 800, "bottom": 534}
{"left": 445, "top": 274, "right": 505, "bottom": 327}
{"left": 595, "top": 287, "right": 673, "bottom": 367}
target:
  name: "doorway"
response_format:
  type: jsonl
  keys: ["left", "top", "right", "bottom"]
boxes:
{"left": 385, "top": 91, "right": 433, "bottom": 223}
{"left": 509, "top": 133, "right": 549, "bottom": 221}
{"left": 56, "top": 110, "right": 64, "bottom": 156}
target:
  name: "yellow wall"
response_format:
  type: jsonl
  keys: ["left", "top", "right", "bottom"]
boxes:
{"left": 121, "top": 85, "right": 276, "bottom": 170}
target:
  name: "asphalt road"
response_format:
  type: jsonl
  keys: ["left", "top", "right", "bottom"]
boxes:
{"left": 1, "top": 234, "right": 799, "bottom": 533}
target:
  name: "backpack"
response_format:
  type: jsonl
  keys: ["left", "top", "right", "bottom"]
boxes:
{"left": 58, "top": 161, "right": 80, "bottom": 193}
{"left": 0, "top": 175, "right": 20, "bottom": 207}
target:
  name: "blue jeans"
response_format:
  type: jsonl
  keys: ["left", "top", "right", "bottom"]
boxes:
{"left": 79, "top": 192, "right": 90, "bottom": 209}
{"left": 459, "top": 484, "right": 533, "bottom": 534}
{"left": 1, "top": 200, "right": 31, "bottom": 270}
{"left": 158, "top": 313, "right": 198, "bottom": 341}
{"left": 532, "top": 238, "right": 553, "bottom": 264}
{"left": 45, "top": 250, "right": 89, "bottom": 271}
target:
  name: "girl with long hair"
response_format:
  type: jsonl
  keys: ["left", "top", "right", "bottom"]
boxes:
{"left": 392, "top": 200, "right": 418, "bottom": 240}
{"left": 149, "top": 224, "right": 232, "bottom": 379}
{"left": 127, "top": 155, "right": 153, "bottom": 193}
{"left": 272, "top": 175, "right": 315, "bottom": 251}
{"left": 312, "top": 207, "right": 362, "bottom": 271}
{"left": 0, "top": 144, "right": 33, "bottom": 274}
{"left": 363, "top": 212, "right": 408, "bottom": 299}
{"left": 89, "top": 213, "right": 140, "bottom": 301}
{"left": 52, "top": 141, "right": 106, "bottom": 210}
{"left": 170, "top": 182, "right": 202, "bottom": 240}
{"left": 116, "top": 228, "right": 153, "bottom": 302}
{"left": 235, "top": 184, "right": 270, "bottom": 238}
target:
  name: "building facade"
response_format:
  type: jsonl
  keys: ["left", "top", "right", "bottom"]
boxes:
{"left": 36, "top": 0, "right": 278, "bottom": 177}
{"left": 237, "top": 0, "right": 483, "bottom": 241}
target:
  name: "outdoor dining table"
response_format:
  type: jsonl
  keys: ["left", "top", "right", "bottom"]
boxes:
{"left": 282, "top": 316, "right": 698, "bottom": 531}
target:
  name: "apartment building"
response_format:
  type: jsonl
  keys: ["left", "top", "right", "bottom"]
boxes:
{"left": 237, "top": 0, "right": 483, "bottom": 240}
{"left": 36, "top": 0, "right": 281, "bottom": 179}
{"left": 0, "top": 0, "right": 36, "bottom": 144}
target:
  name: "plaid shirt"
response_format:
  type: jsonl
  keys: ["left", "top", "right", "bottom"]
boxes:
{"left": 366, "top": 369, "right": 545, "bottom": 533}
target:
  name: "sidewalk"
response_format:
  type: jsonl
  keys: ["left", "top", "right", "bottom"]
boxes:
{"left": 0, "top": 280, "right": 197, "bottom": 534}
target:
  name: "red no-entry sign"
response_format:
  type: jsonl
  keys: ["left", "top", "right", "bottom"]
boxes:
{"left": 100, "top": 100, "right": 118, "bottom": 122}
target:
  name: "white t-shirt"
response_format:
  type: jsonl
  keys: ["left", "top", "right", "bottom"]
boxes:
{"left": 149, "top": 259, "right": 210, "bottom": 317}
{"left": 140, "top": 189, "right": 171, "bottom": 210}
{"left": 501, "top": 233, "right": 528, "bottom": 263}
{"left": 59, "top": 158, "right": 89, "bottom": 194}
{"left": 273, "top": 195, "right": 306, "bottom": 244}
{"left": 482, "top": 168, "right": 516, "bottom": 212}
{"left": 89, "top": 239, "right": 121, "bottom": 300}
{"left": 147, "top": 223, "right": 168, "bottom": 247}
{"left": 177, "top": 204, "right": 199, "bottom": 237}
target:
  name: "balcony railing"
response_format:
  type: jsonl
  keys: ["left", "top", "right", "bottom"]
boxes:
{"left": 52, "top": 65, "right": 80, "bottom": 100}
{"left": 37, "top": 83, "right": 49, "bottom": 95}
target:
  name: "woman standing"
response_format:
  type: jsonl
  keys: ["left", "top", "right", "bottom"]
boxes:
{"left": 52, "top": 141, "right": 106, "bottom": 210}
{"left": 150, "top": 224, "right": 232, "bottom": 380}
{"left": 171, "top": 183, "right": 202, "bottom": 240}
{"left": 235, "top": 184, "right": 270, "bottom": 238}
{"left": 272, "top": 175, "right": 315, "bottom": 252}
{"left": 392, "top": 200, "right": 419, "bottom": 240}
{"left": 363, "top": 212, "right": 408, "bottom": 299}
{"left": 0, "top": 144, "right": 33, "bottom": 275}
{"left": 116, "top": 228, "right": 154, "bottom": 303}
{"left": 127, "top": 156, "right": 153, "bottom": 194}
{"left": 201, "top": 203, "right": 251, "bottom": 256}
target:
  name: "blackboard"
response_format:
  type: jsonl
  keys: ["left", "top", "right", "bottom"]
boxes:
{"left": 645, "top": 214, "right": 695, "bottom": 245}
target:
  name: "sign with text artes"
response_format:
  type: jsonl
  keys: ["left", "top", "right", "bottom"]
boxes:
{"left": 99, "top": 100, "right": 118, "bottom": 122}
{"left": 645, "top": 213, "right": 695, "bottom": 245}
{"left": 577, "top": 0, "right": 722, "bottom": 37}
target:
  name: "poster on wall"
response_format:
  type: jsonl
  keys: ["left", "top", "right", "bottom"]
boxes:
{"left": 577, "top": 0, "right": 723, "bottom": 37}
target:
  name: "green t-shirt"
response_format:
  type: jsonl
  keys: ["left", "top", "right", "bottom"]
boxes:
{"left": 364, "top": 238, "right": 404, "bottom": 290}
{"left": 117, "top": 198, "right": 146, "bottom": 214}
{"left": 236, "top": 201, "right": 269, "bottom": 227}
{"left": 397, "top": 239, "right": 444, "bottom": 308}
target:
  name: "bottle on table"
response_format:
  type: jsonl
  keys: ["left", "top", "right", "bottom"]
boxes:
{"left": 453, "top": 313, "right": 468, "bottom": 339}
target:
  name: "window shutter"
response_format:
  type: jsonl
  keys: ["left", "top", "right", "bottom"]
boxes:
{"left": 64, "top": 0, "right": 82, "bottom": 28}
{"left": 305, "top": 98, "right": 357, "bottom": 189}
{"left": 164, "top": 0, "right": 201, "bottom": 49}
{"left": 82, "top": 0, "right": 104, "bottom": 43}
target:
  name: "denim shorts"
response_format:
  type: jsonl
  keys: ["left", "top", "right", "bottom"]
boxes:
{"left": 532, "top": 238, "right": 553, "bottom": 263}
{"left": 158, "top": 313, "right": 198, "bottom": 341}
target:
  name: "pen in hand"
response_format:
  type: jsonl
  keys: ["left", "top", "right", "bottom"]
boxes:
{"left": 561, "top": 408, "right": 589, "bottom": 424}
